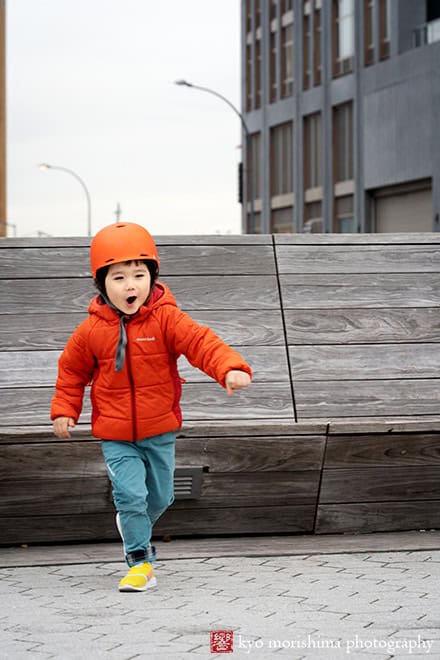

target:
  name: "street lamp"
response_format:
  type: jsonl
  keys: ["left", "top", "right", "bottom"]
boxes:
{"left": 174, "top": 79, "right": 254, "bottom": 232}
{"left": 38, "top": 163, "right": 92, "bottom": 237}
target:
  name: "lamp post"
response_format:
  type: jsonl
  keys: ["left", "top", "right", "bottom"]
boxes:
{"left": 174, "top": 79, "right": 254, "bottom": 232}
{"left": 38, "top": 163, "right": 92, "bottom": 236}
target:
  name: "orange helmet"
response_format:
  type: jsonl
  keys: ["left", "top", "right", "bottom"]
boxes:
{"left": 90, "top": 222, "right": 160, "bottom": 278}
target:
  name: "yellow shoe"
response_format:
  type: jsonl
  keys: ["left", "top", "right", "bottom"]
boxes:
{"left": 119, "top": 562, "right": 157, "bottom": 592}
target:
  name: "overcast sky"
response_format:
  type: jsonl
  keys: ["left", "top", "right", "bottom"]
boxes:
{"left": 7, "top": 0, "right": 242, "bottom": 237}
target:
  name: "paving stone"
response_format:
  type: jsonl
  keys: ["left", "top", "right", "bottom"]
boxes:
{"left": 1, "top": 543, "right": 440, "bottom": 658}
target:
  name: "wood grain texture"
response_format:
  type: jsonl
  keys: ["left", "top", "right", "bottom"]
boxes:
{"left": 0, "top": 345, "right": 288, "bottom": 387}
{"left": 315, "top": 501, "right": 440, "bottom": 534}
{"left": 274, "top": 233, "right": 440, "bottom": 245}
{"left": 155, "top": 505, "right": 316, "bottom": 536}
{"left": 279, "top": 273, "right": 440, "bottom": 308}
{"left": 0, "top": 478, "right": 112, "bottom": 516}
{"left": 0, "top": 382, "right": 295, "bottom": 426}
{"left": 0, "top": 275, "right": 280, "bottom": 313}
{"left": 295, "top": 379, "right": 440, "bottom": 418}
{"left": 0, "top": 309, "right": 284, "bottom": 351}
{"left": 285, "top": 308, "right": 440, "bottom": 344}
{"left": 0, "top": 244, "right": 276, "bottom": 278}
{"left": 289, "top": 344, "right": 440, "bottom": 381}
{"left": 3, "top": 234, "right": 440, "bottom": 542}
{"left": 0, "top": 234, "right": 272, "bottom": 249}
{"left": 169, "top": 472, "right": 320, "bottom": 508}
{"left": 175, "top": 436, "right": 326, "bottom": 472}
{"left": 0, "top": 505, "right": 316, "bottom": 544}
{"left": 319, "top": 466, "right": 440, "bottom": 503}
{"left": 276, "top": 245, "right": 440, "bottom": 273}
{"left": 324, "top": 433, "right": 440, "bottom": 467}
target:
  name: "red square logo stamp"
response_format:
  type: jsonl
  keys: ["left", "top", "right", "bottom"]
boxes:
{"left": 210, "top": 630, "right": 234, "bottom": 653}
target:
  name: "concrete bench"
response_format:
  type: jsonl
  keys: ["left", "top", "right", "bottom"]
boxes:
{"left": 1, "top": 233, "right": 440, "bottom": 545}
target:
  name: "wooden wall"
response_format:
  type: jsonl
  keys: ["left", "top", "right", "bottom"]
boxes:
{"left": 1, "top": 233, "right": 440, "bottom": 545}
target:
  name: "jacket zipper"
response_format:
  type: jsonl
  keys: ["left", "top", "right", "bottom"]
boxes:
{"left": 124, "top": 319, "right": 138, "bottom": 441}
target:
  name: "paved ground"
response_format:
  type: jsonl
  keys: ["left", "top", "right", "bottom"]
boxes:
{"left": 1, "top": 532, "right": 440, "bottom": 659}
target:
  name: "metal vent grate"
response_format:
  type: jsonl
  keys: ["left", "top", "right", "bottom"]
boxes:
{"left": 174, "top": 466, "right": 203, "bottom": 500}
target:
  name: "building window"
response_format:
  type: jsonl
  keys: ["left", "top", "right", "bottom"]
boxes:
{"left": 245, "top": 0, "right": 252, "bottom": 111}
{"left": 304, "top": 113, "right": 322, "bottom": 189}
{"left": 247, "top": 211, "right": 263, "bottom": 234}
{"left": 246, "top": 0, "right": 252, "bottom": 33}
{"left": 270, "top": 23, "right": 278, "bottom": 102}
{"left": 246, "top": 43, "right": 252, "bottom": 112}
{"left": 303, "top": 2, "right": 311, "bottom": 89}
{"left": 332, "top": 0, "right": 354, "bottom": 77}
{"left": 247, "top": 131, "right": 262, "bottom": 203}
{"left": 364, "top": 0, "right": 374, "bottom": 65}
{"left": 270, "top": 122, "right": 293, "bottom": 196}
{"left": 335, "top": 195, "right": 355, "bottom": 232}
{"left": 333, "top": 102, "right": 353, "bottom": 182}
{"left": 246, "top": 131, "right": 262, "bottom": 234}
{"left": 255, "top": 37, "right": 262, "bottom": 109}
{"left": 271, "top": 207, "right": 294, "bottom": 233}
{"left": 379, "top": 0, "right": 390, "bottom": 59}
{"left": 304, "top": 201, "right": 323, "bottom": 232}
{"left": 313, "top": 0, "right": 322, "bottom": 85}
{"left": 255, "top": 0, "right": 262, "bottom": 30}
{"left": 281, "top": 12, "right": 294, "bottom": 97}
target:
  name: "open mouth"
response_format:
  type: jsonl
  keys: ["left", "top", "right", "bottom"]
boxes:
{"left": 126, "top": 296, "right": 137, "bottom": 305}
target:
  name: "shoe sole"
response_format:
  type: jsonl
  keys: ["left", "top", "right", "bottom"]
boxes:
{"left": 119, "top": 576, "right": 157, "bottom": 593}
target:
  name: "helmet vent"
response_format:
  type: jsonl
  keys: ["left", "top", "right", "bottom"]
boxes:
{"left": 105, "top": 258, "right": 115, "bottom": 263}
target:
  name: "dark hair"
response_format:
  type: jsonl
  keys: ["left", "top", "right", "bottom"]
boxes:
{"left": 94, "top": 259, "right": 159, "bottom": 297}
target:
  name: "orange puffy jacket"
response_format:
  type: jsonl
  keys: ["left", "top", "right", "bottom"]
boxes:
{"left": 51, "top": 282, "right": 252, "bottom": 441}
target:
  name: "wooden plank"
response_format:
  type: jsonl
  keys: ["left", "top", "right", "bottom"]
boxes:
{"left": 0, "top": 234, "right": 272, "bottom": 249}
{"left": 155, "top": 505, "right": 316, "bottom": 536}
{"left": 319, "top": 466, "right": 440, "bottom": 502}
{"left": 279, "top": 273, "right": 440, "bottom": 308}
{"left": 0, "top": 275, "right": 281, "bottom": 313}
{"left": 276, "top": 244, "right": 440, "bottom": 273}
{"left": 326, "top": 417, "right": 440, "bottom": 434}
{"left": 0, "top": 436, "right": 325, "bottom": 478}
{"left": 0, "top": 471, "right": 320, "bottom": 516}
{"left": 0, "top": 382, "right": 295, "bottom": 426}
{"left": 0, "top": 420, "right": 316, "bottom": 444}
{"left": 274, "top": 233, "right": 440, "bottom": 245}
{"left": 285, "top": 308, "right": 440, "bottom": 344}
{"left": 0, "top": 442, "right": 105, "bottom": 480}
{"left": 289, "top": 344, "right": 440, "bottom": 381}
{"left": 0, "top": 504, "right": 316, "bottom": 544}
{"left": 0, "top": 309, "right": 284, "bottom": 351}
{"left": 0, "top": 478, "right": 112, "bottom": 516}
{"left": 295, "top": 379, "right": 440, "bottom": 418}
{"left": 0, "top": 345, "right": 289, "bottom": 387}
{"left": 168, "top": 472, "right": 320, "bottom": 508}
{"left": 315, "top": 501, "right": 440, "bottom": 534}
{"left": 0, "top": 244, "right": 276, "bottom": 278}
{"left": 324, "top": 433, "right": 440, "bottom": 468}
{"left": 176, "top": 436, "right": 326, "bottom": 471}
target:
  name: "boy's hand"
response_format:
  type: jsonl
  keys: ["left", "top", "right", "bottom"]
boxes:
{"left": 225, "top": 370, "right": 251, "bottom": 396}
{"left": 53, "top": 416, "right": 76, "bottom": 439}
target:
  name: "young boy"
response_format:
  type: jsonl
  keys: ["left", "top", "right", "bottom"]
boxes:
{"left": 51, "top": 222, "right": 252, "bottom": 592}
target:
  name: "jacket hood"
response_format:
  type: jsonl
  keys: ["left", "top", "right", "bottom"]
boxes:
{"left": 88, "top": 281, "right": 178, "bottom": 321}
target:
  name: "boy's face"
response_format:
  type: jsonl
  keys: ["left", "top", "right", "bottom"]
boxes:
{"left": 105, "top": 261, "right": 151, "bottom": 315}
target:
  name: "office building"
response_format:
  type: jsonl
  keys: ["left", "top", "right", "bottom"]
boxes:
{"left": 241, "top": 0, "right": 440, "bottom": 233}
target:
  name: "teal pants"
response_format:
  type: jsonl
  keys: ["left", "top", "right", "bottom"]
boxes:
{"left": 101, "top": 432, "right": 176, "bottom": 566}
